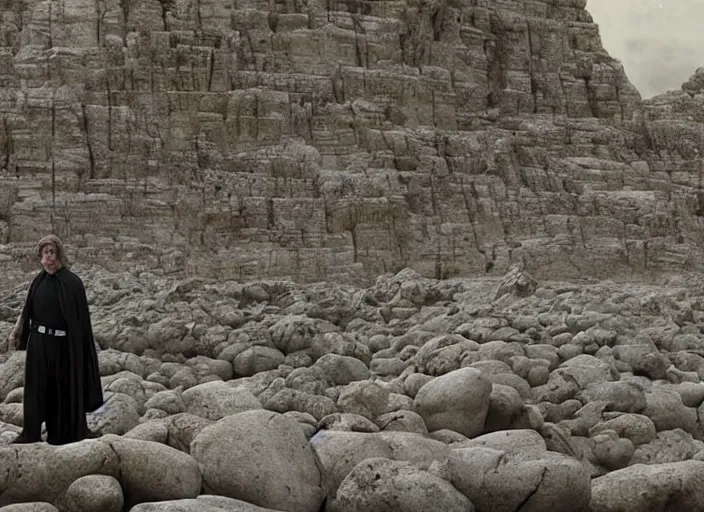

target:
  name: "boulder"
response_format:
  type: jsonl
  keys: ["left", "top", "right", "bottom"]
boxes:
{"left": 449, "top": 447, "right": 591, "bottom": 512}
{"left": 413, "top": 368, "right": 492, "bottom": 438}
{"left": 590, "top": 460, "right": 704, "bottom": 511}
{"left": 182, "top": 381, "right": 263, "bottom": 420}
{"left": 329, "top": 458, "right": 475, "bottom": 512}
{"left": 62, "top": 475, "right": 124, "bottom": 512}
{"left": 311, "top": 430, "right": 449, "bottom": 499}
{"left": 101, "top": 435, "right": 202, "bottom": 506}
{"left": 191, "top": 410, "right": 324, "bottom": 512}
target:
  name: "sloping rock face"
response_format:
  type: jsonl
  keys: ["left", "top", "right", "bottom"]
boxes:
{"left": 4, "top": 0, "right": 700, "bottom": 284}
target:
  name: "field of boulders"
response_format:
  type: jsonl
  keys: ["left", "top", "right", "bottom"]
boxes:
{"left": 2, "top": 264, "right": 704, "bottom": 511}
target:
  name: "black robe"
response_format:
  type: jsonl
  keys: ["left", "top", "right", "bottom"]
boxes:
{"left": 16, "top": 267, "right": 104, "bottom": 443}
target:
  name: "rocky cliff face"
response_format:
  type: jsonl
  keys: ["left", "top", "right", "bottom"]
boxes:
{"left": 0, "top": 0, "right": 701, "bottom": 283}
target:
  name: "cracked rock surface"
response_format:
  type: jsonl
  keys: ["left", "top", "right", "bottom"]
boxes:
{"left": 1, "top": 0, "right": 704, "bottom": 286}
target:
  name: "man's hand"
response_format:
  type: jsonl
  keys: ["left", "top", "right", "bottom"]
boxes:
{"left": 6, "top": 329, "right": 19, "bottom": 351}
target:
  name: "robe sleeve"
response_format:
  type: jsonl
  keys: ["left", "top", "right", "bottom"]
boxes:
{"left": 75, "top": 277, "right": 93, "bottom": 332}
{"left": 15, "top": 274, "right": 39, "bottom": 351}
{"left": 73, "top": 274, "right": 104, "bottom": 412}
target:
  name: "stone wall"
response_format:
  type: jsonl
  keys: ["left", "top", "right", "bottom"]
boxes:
{"left": 0, "top": 0, "right": 702, "bottom": 284}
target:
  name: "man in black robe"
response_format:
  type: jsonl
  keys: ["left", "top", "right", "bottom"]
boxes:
{"left": 7, "top": 235, "right": 103, "bottom": 445}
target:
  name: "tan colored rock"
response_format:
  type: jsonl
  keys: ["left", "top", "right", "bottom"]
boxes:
{"left": 0, "top": 441, "right": 119, "bottom": 507}
{"left": 191, "top": 410, "right": 324, "bottom": 512}
{"left": 0, "top": 504, "right": 59, "bottom": 512}
{"left": 311, "top": 430, "right": 449, "bottom": 500}
{"left": 0, "top": 352, "right": 25, "bottom": 402}
{"left": 2, "top": 0, "right": 702, "bottom": 287}
{"left": 329, "top": 458, "right": 475, "bottom": 512}
{"left": 100, "top": 434, "right": 202, "bottom": 505}
{"left": 590, "top": 460, "right": 704, "bottom": 511}
{"left": 63, "top": 475, "right": 124, "bottom": 512}
{"left": 449, "top": 446, "right": 591, "bottom": 512}
{"left": 181, "top": 381, "right": 263, "bottom": 420}
{"left": 130, "top": 496, "right": 285, "bottom": 511}
{"left": 413, "top": 367, "right": 492, "bottom": 438}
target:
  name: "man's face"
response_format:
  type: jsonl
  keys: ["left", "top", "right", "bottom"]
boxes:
{"left": 40, "top": 244, "right": 61, "bottom": 274}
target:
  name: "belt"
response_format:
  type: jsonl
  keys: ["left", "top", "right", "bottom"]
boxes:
{"left": 34, "top": 325, "right": 67, "bottom": 337}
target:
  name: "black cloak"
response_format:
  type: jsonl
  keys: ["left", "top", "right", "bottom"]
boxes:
{"left": 16, "top": 268, "right": 104, "bottom": 441}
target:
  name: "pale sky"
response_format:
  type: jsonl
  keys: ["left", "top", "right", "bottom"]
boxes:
{"left": 587, "top": 0, "right": 703, "bottom": 99}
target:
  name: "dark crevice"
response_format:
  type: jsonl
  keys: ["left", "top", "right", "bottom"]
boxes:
{"left": 614, "top": 81, "right": 623, "bottom": 120}
{"left": 514, "top": 467, "right": 548, "bottom": 512}
{"left": 51, "top": 92, "right": 56, "bottom": 210}
{"left": 351, "top": 226, "right": 358, "bottom": 263}
{"left": 389, "top": 214, "right": 406, "bottom": 261}
{"left": 119, "top": 0, "right": 130, "bottom": 40}
{"left": 267, "top": 198, "right": 275, "bottom": 229}
{"left": 268, "top": 13, "right": 278, "bottom": 32}
{"left": 1, "top": 117, "right": 11, "bottom": 172}
{"left": 431, "top": 5, "right": 444, "bottom": 42}
{"left": 48, "top": 2, "right": 53, "bottom": 47}
{"left": 253, "top": 94, "right": 260, "bottom": 140}
{"left": 107, "top": 82, "right": 113, "bottom": 152}
{"left": 96, "top": 7, "right": 101, "bottom": 45}
{"left": 158, "top": 0, "right": 173, "bottom": 31}
{"left": 486, "top": 14, "right": 508, "bottom": 110}
{"left": 435, "top": 238, "right": 443, "bottom": 279}
{"left": 207, "top": 49, "right": 215, "bottom": 91}
{"left": 526, "top": 21, "right": 538, "bottom": 113}
{"left": 81, "top": 104, "right": 96, "bottom": 180}
{"left": 351, "top": 16, "right": 367, "bottom": 68}
{"left": 431, "top": 90, "right": 436, "bottom": 127}
{"left": 429, "top": 176, "right": 438, "bottom": 215}
{"left": 399, "top": 33, "right": 407, "bottom": 66}
{"left": 460, "top": 182, "right": 483, "bottom": 262}
{"left": 323, "top": 197, "right": 331, "bottom": 233}
{"left": 584, "top": 77, "right": 598, "bottom": 117}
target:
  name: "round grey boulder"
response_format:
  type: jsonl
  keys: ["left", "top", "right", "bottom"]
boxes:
{"left": 0, "top": 504, "right": 59, "bottom": 512}
{"left": 191, "top": 409, "right": 324, "bottom": 512}
{"left": 329, "top": 458, "right": 475, "bottom": 512}
{"left": 100, "top": 435, "right": 201, "bottom": 506}
{"left": 130, "top": 495, "right": 286, "bottom": 511}
{"left": 310, "top": 430, "right": 449, "bottom": 500}
{"left": 0, "top": 441, "right": 118, "bottom": 505}
{"left": 337, "top": 380, "right": 390, "bottom": 420}
{"left": 234, "top": 346, "right": 286, "bottom": 377}
{"left": 87, "top": 392, "right": 141, "bottom": 435}
{"left": 449, "top": 447, "right": 591, "bottom": 512}
{"left": 181, "top": 381, "right": 262, "bottom": 420}
{"left": 413, "top": 368, "right": 491, "bottom": 438}
{"left": 63, "top": 474, "right": 123, "bottom": 512}
{"left": 590, "top": 460, "right": 704, "bottom": 511}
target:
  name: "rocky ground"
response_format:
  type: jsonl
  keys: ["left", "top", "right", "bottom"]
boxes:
{"left": 3, "top": 265, "right": 704, "bottom": 511}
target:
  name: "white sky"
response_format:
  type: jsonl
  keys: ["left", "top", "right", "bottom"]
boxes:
{"left": 587, "top": 0, "right": 703, "bottom": 98}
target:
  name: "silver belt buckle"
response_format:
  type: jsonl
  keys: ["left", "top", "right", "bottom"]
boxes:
{"left": 37, "top": 325, "right": 66, "bottom": 336}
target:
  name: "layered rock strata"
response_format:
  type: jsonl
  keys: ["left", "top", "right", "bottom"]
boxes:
{"left": 0, "top": 0, "right": 702, "bottom": 284}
